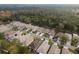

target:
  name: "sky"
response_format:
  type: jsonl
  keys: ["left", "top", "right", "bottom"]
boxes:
{"left": 0, "top": 0, "right": 79, "bottom": 4}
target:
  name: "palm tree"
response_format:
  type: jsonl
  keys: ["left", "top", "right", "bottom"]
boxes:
{"left": 47, "top": 39, "right": 53, "bottom": 54}
{"left": 74, "top": 48, "right": 79, "bottom": 54}
{"left": 59, "top": 34, "right": 69, "bottom": 54}
{"left": 71, "top": 37, "right": 79, "bottom": 47}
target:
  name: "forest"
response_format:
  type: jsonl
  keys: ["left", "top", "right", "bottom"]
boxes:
{"left": 0, "top": 5, "right": 79, "bottom": 35}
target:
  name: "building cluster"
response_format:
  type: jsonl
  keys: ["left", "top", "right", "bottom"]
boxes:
{"left": 0, "top": 21, "right": 79, "bottom": 54}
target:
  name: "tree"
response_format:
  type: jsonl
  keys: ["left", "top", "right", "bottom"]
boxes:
{"left": 43, "top": 33, "right": 50, "bottom": 38}
{"left": 48, "top": 39, "right": 53, "bottom": 46}
{"left": 0, "top": 33, "right": 5, "bottom": 40}
{"left": 59, "top": 34, "right": 69, "bottom": 54}
{"left": 47, "top": 39, "right": 53, "bottom": 54}
{"left": 74, "top": 48, "right": 79, "bottom": 54}
{"left": 71, "top": 37, "right": 79, "bottom": 47}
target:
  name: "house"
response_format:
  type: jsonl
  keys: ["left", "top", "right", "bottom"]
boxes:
{"left": 0, "top": 25, "right": 12, "bottom": 33}
{"left": 17, "top": 34, "right": 34, "bottom": 46}
{"left": 39, "top": 33, "right": 44, "bottom": 37}
{"left": 62, "top": 46, "right": 73, "bottom": 54}
{"left": 48, "top": 43, "right": 60, "bottom": 54}
{"left": 65, "top": 41, "right": 71, "bottom": 48}
{"left": 36, "top": 32, "right": 41, "bottom": 36}
{"left": 64, "top": 33, "right": 72, "bottom": 40}
{"left": 29, "top": 37, "right": 44, "bottom": 50}
{"left": 36, "top": 40, "right": 50, "bottom": 54}
{"left": 5, "top": 30, "right": 34, "bottom": 46}
{"left": 73, "top": 34, "right": 79, "bottom": 39}
{"left": 49, "top": 35, "right": 54, "bottom": 39}
{"left": 4, "top": 31, "right": 22, "bottom": 40}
